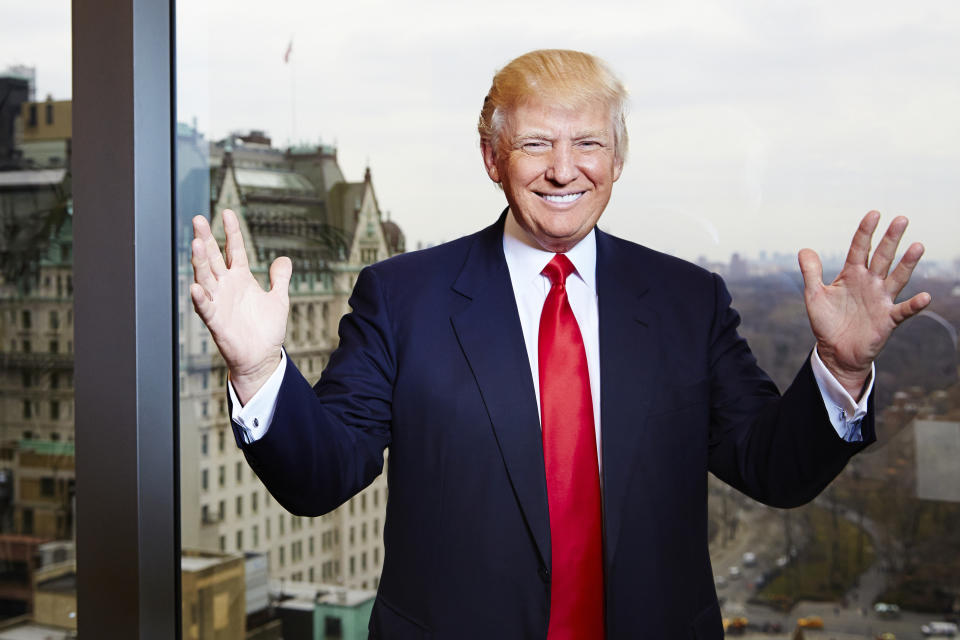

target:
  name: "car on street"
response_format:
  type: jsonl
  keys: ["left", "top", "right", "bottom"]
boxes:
{"left": 875, "top": 602, "right": 901, "bottom": 619}
{"left": 922, "top": 621, "right": 958, "bottom": 637}
{"left": 798, "top": 616, "right": 824, "bottom": 629}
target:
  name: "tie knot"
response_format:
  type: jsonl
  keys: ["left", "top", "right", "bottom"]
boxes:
{"left": 542, "top": 253, "right": 576, "bottom": 287}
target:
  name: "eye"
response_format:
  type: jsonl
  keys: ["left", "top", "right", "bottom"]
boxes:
{"left": 521, "top": 140, "right": 550, "bottom": 153}
{"left": 576, "top": 139, "right": 603, "bottom": 150}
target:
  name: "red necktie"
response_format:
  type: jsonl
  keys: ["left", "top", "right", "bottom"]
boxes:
{"left": 539, "top": 253, "right": 605, "bottom": 640}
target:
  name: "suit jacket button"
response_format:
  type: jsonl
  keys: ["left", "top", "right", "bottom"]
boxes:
{"left": 538, "top": 567, "right": 550, "bottom": 583}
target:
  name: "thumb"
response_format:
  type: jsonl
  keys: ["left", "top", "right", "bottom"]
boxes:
{"left": 797, "top": 248, "right": 823, "bottom": 292}
{"left": 269, "top": 256, "right": 292, "bottom": 301}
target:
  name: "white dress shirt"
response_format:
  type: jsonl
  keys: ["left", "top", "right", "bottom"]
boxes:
{"left": 231, "top": 213, "right": 870, "bottom": 446}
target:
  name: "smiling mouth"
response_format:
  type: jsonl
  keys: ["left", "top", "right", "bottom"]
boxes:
{"left": 538, "top": 192, "right": 585, "bottom": 204}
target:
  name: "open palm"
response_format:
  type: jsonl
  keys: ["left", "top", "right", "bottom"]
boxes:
{"left": 799, "top": 211, "right": 930, "bottom": 397}
{"left": 191, "top": 209, "right": 291, "bottom": 403}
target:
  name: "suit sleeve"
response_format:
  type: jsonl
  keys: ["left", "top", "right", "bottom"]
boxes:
{"left": 705, "top": 273, "right": 875, "bottom": 508}
{"left": 232, "top": 266, "right": 395, "bottom": 516}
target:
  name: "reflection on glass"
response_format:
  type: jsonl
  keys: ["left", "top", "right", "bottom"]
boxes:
{"left": 175, "top": 1, "right": 960, "bottom": 638}
{"left": 0, "top": 6, "right": 78, "bottom": 636}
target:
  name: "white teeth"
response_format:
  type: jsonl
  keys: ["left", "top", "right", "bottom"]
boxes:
{"left": 541, "top": 192, "right": 583, "bottom": 203}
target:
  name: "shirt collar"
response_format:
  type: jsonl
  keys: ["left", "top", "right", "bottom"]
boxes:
{"left": 502, "top": 208, "right": 597, "bottom": 292}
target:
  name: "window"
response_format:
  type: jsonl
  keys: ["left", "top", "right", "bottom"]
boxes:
{"left": 201, "top": 469, "right": 208, "bottom": 491}
{"left": 218, "top": 500, "right": 225, "bottom": 521}
{"left": 50, "top": 401, "right": 60, "bottom": 420}
{"left": 22, "top": 508, "right": 33, "bottom": 535}
{"left": 21, "top": 310, "right": 31, "bottom": 328}
{"left": 45, "top": 102, "right": 54, "bottom": 125}
{"left": 23, "top": 400, "right": 32, "bottom": 420}
{"left": 279, "top": 514, "right": 284, "bottom": 536}
{"left": 22, "top": 371, "right": 32, "bottom": 387}
{"left": 349, "top": 556, "right": 355, "bottom": 576}
{"left": 218, "top": 429, "right": 225, "bottom": 452}
{"left": 50, "top": 373, "right": 59, "bottom": 389}
{"left": 49, "top": 340, "right": 58, "bottom": 354}
{"left": 235, "top": 461, "right": 242, "bottom": 483}
{"left": 201, "top": 432, "right": 208, "bottom": 455}
{"left": 235, "top": 495, "right": 242, "bottom": 517}
{"left": 218, "top": 465, "right": 225, "bottom": 487}
{"left": 235, "top": 530, "right": 242, "bottom": 550}
{"left": 251, "top": 491, "right": 258, "bottom": 513}
{"left": 252, "top": 525, "right": 259, "bottom": 547}
{"left": 49, "top": 311, "right": 59, "bottom": 329}
{"left": 41, "top": 478, "right": 55, "bottom": 497}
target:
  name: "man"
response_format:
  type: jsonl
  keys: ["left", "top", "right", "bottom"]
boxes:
{"left": 190, "top": 50, "right": 929, "bottom": 638}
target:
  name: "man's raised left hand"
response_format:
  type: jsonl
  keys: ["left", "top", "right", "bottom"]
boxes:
{"left": 798, "top": 210, "right": 931, "bottom": 399}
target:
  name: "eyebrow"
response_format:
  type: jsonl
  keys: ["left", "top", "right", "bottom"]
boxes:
{"left": 511, "top": 129, "right": 610, "bottom": 145}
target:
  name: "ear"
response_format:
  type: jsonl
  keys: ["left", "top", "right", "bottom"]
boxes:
{"left": 481, "top": 141, "right": 501, "bottom": 183}
{"left": 612, "top": 156, "right": 624, "bottom": 183}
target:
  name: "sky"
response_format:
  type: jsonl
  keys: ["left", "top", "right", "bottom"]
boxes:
{"left": 2, "top": 0, "right": 959, "bottom": 265}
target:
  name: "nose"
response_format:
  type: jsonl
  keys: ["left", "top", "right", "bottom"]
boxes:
{"left": 544, "top": 144, "right": 578, "bottom": 185}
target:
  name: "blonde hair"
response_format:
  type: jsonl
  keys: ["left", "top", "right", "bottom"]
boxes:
{"left": 478, "top": 49, "right": 629, "bottom": 161}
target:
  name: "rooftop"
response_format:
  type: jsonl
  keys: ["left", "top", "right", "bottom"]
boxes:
{"left": 0, "top": 169, "right": 67, "bottom": 188}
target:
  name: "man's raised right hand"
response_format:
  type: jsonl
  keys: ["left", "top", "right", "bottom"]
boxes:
{"left": 191, "top": 209, "right": 291, "bottom": 404}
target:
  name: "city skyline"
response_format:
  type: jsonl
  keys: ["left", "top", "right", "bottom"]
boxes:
{"left": 2, "top": 0, "right": 958, "bottom": 264}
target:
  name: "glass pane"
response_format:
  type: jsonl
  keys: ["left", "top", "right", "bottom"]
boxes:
{"left": 176, "top": 2, "right": 960, "bottom": 638}
{"left": 0, "top": 3, "right": 77, "bottom": 636}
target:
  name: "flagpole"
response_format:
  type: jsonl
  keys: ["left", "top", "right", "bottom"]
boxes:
{"left": 284, "top": 37, "right": 296, "bottom": 146}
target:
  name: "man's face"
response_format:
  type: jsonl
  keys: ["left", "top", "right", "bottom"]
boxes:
{"left": 481, "top": 98, "right": 623, "bottom": 253}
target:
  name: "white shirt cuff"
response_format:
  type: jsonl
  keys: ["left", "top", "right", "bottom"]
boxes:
{"left": 810, "top": 347, "right": 872, "bottom": 442}
{"left": 228, "top": 349, "right": 287, "bottom": 444}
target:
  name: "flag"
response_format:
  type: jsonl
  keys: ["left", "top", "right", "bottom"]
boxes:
{"left": 283, "top": 40, "right": 293, "bottom": 64}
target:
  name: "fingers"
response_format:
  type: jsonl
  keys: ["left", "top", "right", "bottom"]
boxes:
{"left": 193, "top": 213, "right": 227, "bottom": 277}
{"left": 269, "top": 256, "right": 293, "bottom": 301}
{"left": 191, "top": 237, "right": 217, "bottom": 294}
{"left": 891, "top": 291, "right": 932, "bottom": 324}
{"left": 885, "top": 241, "right": 925, "bottom": 298}
{"left": 223, "top": 209, "right": 249, "bottom": 270}
{"left": 868, "top": 216, "right": 908, "bottom": 277}
{"left": 189, "top": 282, "right": 214, "bottom": 322}
{"left": 797, "top": 248, "right": 824, "bottom": 292}
{"left": 844, "top": 210, "right": 880, "bottom": 268}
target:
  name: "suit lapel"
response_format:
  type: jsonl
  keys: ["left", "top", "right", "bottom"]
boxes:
{"left": 449, "top": 215, "right": 552, "bottom": 569}
{"left": 595, "top": 229, "right": 660, "bottom": 570}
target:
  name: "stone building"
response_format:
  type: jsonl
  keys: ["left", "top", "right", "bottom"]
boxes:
{"left": 178, "top": 128, "right": 404, "bottom": 591}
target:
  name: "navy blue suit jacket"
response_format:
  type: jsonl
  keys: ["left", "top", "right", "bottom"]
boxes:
{"left": 236, "top": 214, "right": 874, "bottom": 639}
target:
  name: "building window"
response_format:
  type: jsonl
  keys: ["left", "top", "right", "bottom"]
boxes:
{"left": 236, "top": 495, "right": 242, "bottom": 517}
{"left": 279, "top": 546, "right": 285, "bottom": 567}
{"left": 373, "top": 489, "right": 379, "bottom": 507}
{"left": 22, "top": 371, "right": 31, "bottom": 387}
{"left": 279, "top": 514, "right": 284, "bottom": 536}
{"left": 45, "top": 102, "right": 53, "bottom": 125}
{"left": 218, "top": 465, "right": 225, "bottom": 487}
{"left": 218, "top": 429, "right": 225, "bottom": 452}
{"left": 41, "top": 477, "right": 55, "bottom": 497}
{"left": 251, "top": 491, "right": 258, "bottom": 513}
{"left": 309, "top": 567, "right": 314, "bottom": 582}
{"left": 49, "top": 340, "right": 58, "bottom": 354}
{"left": 309, "top": 537, "right": 314, "bottom": 556}
{"left": 21, "top": 310, "right": 31, "bottom": 328}
{"left": 349, "top": 556, "right": 355, "bottom": 576}
{"left": 22, "top": 508, "right": 34, "bottom": 534}
{"left": 361, "top": 494, "right": 366, "bottom": 512}
{"left": 50, "top": 400, "right": 60, "bottom": 420}
{"left": 252, "top": 524, "right": 259, "bottom": 547}
{"left": 219, "top": 536, "right": 225, "bottom": 552}
{"left": 201, "top": 505, "right": 209, "bottom": 523}
{"left": 201, "top": 433, "right": 208, "bottom": 456}
{"left": 201, "top": 469, "right": 208, "bottom": 491}
{"left": 374, "top": 518, "right": 379, "bottom": 538}
{"left": 236, "top": 530, "right": 243, "bottom": 550}
{"left": 50, "top": 373, "right": 59, "bottom": 389}
{"left": 218, "top": 500, "right": 225, "bottom": 521}
{"left": 361, "top": 552, "right": 367, "bottom": 571}
{"left": 201, "top": 372, "right": 208, "bottom": 389}
{"left": 23, "top": 400, "right": 32, "bottom": 419}
{"left": 374, "top": 547, "right": 380, "bottom": 566}
{"left": 349, "top": 526, "right": 354, "bottom": 546}
{"left": 22, "top": 340, "right": 31, "bottom": 353}
{"left": 266, "top": 517, "right": 271, "bottom": 540}
{"left": 235, "top": 461, "right": 242, "bottom": 483}
{"left": 49, "top": 310, "right": 59, "bottom": 329}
